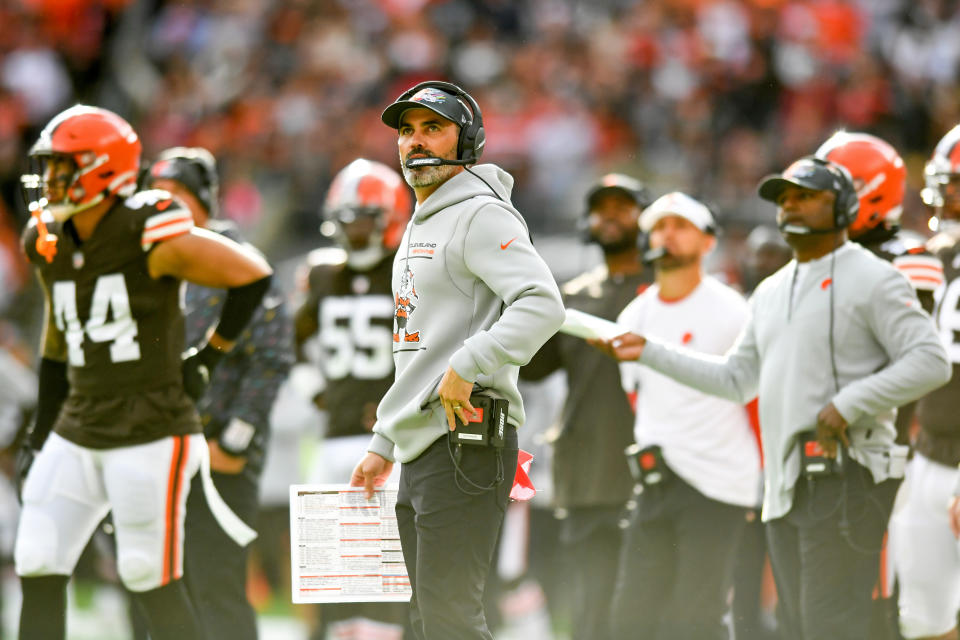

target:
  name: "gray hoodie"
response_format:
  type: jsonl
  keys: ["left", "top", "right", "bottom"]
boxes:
{"left": 368, "top": 164, "right": 565, "bottom": 463}
{"left": 637, "top": 242, "right": 950, "bottom": 520}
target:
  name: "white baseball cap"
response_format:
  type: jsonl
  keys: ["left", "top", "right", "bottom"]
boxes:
{"left": 639, "top": 192, "right": 716, "bottom": 234}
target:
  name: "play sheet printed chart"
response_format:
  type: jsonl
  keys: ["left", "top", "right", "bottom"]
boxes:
{"left": 290, "top": 484, "right": 411, "bottom": 603}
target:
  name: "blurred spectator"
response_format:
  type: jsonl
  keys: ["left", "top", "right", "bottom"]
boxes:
{"left": 0, "top": 0, "right": 957, "bottom": 261}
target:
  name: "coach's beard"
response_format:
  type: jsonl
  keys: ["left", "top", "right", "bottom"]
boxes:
{"left": 402, "top": 153, "right": 460, "bottom": 188}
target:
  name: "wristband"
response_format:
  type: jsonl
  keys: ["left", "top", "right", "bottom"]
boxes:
{"left": 215, "top": 274, "right": 272, "bottom": 341}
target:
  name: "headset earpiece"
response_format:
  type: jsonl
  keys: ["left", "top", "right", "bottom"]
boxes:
{"left": 809, "top": 156, "right": 859, "bottom": 229}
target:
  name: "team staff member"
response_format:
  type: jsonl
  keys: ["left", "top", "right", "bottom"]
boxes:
{"left": 521, "top": 173, "right": 653, "bottom": 640}
{"left": 611, "top": 193, "right": 760, "bottom": 640}
{"left": 350, "top": 81, "right": 564, "bottom": 640}
{"left": 15, "top": 106, "right": 272, "bottom": 640}
{"left": 149, "top": 147, "right": 294, "bottom": 640}
{"left": 595, "top": 156, "right": 950, "bottom": 640}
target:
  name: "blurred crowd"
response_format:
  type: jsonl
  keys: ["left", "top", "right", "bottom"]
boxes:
{"left": 2, "top": 0, "right": 960, "bottom": 252}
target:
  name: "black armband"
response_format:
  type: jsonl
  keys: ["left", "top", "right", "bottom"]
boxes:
{"left": 31, "top": 358, "right": 69, "bottom": 449}
{"left": 214, "top": 274, "right": 272, "bottom": 341}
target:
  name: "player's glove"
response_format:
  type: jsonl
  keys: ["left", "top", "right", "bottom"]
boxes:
{"left": 181, "top": 344, "right": 225, "bottom": 401}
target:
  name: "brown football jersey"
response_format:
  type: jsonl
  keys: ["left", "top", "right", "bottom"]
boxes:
{"left": 916, "top": 229, "right": 960, "bottom": 465}
{"left": 22, "top": 190, "right": 202, "bottom": 448}
{"left": 295, "top": 249, "right": 395, "bottom": 439}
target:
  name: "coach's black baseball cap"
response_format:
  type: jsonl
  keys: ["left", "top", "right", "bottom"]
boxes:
{"left": 586, "top": 173, "right": 653, "bottom": 210}
{"left": 758, "top": 157, "right": 844, "bottom": 203}
{"left": 381, "top": 85, "right": 471, "bottom": 130}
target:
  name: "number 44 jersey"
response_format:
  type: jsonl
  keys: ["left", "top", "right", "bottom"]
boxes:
{"left": 22, "top": 190, "right": 202, "bottom": 447}
{"left": 294, "top": 249, "right": 395, "bottom": 439}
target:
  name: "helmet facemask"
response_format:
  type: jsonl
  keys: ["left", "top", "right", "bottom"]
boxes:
{"left": 321, "top": 206, "right": 388, "bottom": 271}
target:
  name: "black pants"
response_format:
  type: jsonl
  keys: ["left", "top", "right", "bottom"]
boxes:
{"left": 396, "top": 429, "right": 518, "bottom": 640}
{"left": 731, "top": 513, "right": 778, "bottom": 640}
{"left": 766, "top": 460, "right": 900, "bottom": 640}
{"left": 610, "top": 475, "right": 746, "bottom": 640}
{"left": 183, "top": 470, "right": 260, "bottom": 640}
{"left": 561, "top": 506, "right": 625, "bottom": 640}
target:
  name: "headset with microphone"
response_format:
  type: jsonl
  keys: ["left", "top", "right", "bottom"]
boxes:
{"left": 384, "top": 80, "right": 506, "bottom": 203}
{"left": 386, "top": 81, "right": 486, "bottom": 169}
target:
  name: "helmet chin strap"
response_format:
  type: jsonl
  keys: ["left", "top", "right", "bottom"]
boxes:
{"left": 346, "top": 244, "right": 385, "bottom": 271}
{"left": 48, "top": 193, "right": 104, "bottom": 223}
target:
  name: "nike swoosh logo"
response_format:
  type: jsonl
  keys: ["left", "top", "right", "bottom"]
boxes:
{"left": 500, "top": 237, "right": 517, "bottom": 250}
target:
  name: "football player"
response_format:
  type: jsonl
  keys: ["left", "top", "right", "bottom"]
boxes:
{"left": 14, "top": 106, "right": 272, "bottom": 640}
{"left": 293, "top": 158, "right": 411, "bottom": 639}
{"left": 901, "top": 124, "right": 960, "bottom": 640}
{"left": 816, "top": 131, "right": 946, "bottom": 639}
{"left": 148, "top": 147, "right": 294, "bottom": 640}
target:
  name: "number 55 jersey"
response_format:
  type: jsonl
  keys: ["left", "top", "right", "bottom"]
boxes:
{"left": 21, "top": 191, "right": 202, "bottom": 448}
{"left": 294, "top": 248, "right": 395, "bottom": 440}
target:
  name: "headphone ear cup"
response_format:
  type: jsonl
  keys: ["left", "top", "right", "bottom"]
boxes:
{"left": 836, "top": 176, "right": 858, "bottom": 228}
{"left": 469, "top": 125, "right": 485, "bottom": 163}
{"left": 456, "top": 108, "right": 483, "bottom": 162}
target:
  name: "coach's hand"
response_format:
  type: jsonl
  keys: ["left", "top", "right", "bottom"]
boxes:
{"left": 437, "top": 366, "right": 475, "bottom": 431}
{"left": 589, "top": 332, "right": 646, "bottom": 361}
{"left": 815, "top": 402, "right": 849, "bottom": 459}
{"left": 351, "top": 452, "right": 394, "bottom": 500}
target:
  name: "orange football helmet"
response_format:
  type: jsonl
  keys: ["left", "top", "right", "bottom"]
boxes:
{"left": 27, "top": 105, "right": 141, "bottom": 223}
{"left": 815, "top": 131, "right": 906, "bottom": 237}
{"left": 922, "top": 124, "right": 960, "bottom": 224}
{"left": 321, "top": 159, "right": 412, "bottom": 269}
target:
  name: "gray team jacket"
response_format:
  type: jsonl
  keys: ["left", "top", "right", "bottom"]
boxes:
{"left": 368, "top": 164, "right": 564, "bottom": 463}
{"left": 637, "top": 242, "right": 950, "bottom": 520}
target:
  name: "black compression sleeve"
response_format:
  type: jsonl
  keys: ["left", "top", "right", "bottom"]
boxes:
{"left": 31, "top": 358, "right": 69, "bottom": 449}
{"left": 214, "top": 274, "right": 272, "bottom": 341}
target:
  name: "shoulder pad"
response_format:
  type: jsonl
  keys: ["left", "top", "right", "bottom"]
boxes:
{"left": 124, "top": 188, "right": 179, "bottom": 211}
{"left": 305, "top": 247, "right": 348, "bottom": 268}
{"left": 928, "top": 229, "right": 960, "bottom": 254}
{"left": 562, "top": 265, "right": 608, "bottom": 297}
{"left": 889, "top": 229, "right": 930, "bottom": 255}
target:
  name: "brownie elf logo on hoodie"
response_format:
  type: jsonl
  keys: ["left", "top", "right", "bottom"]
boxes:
{"left": 394, "top": 266, "right": 421, "bottom": 344}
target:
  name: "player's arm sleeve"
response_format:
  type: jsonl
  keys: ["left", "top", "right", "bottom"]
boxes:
{"left": 215, "top": 297, "right": 296, "bottom": 456}
{"left": 832, "top": 270, "right": 951, "bottom": 425}
{"left": 28, "top": 276, "right": 69, "bottom": 449}
{"left": 450, "top": 205, "right": 565, "bottom": 381}
{"left": 638, "top": 311, "right": 761, "bottom": 404}
{"left": 37, "top": 274, "right": 67, "bottom": 363}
